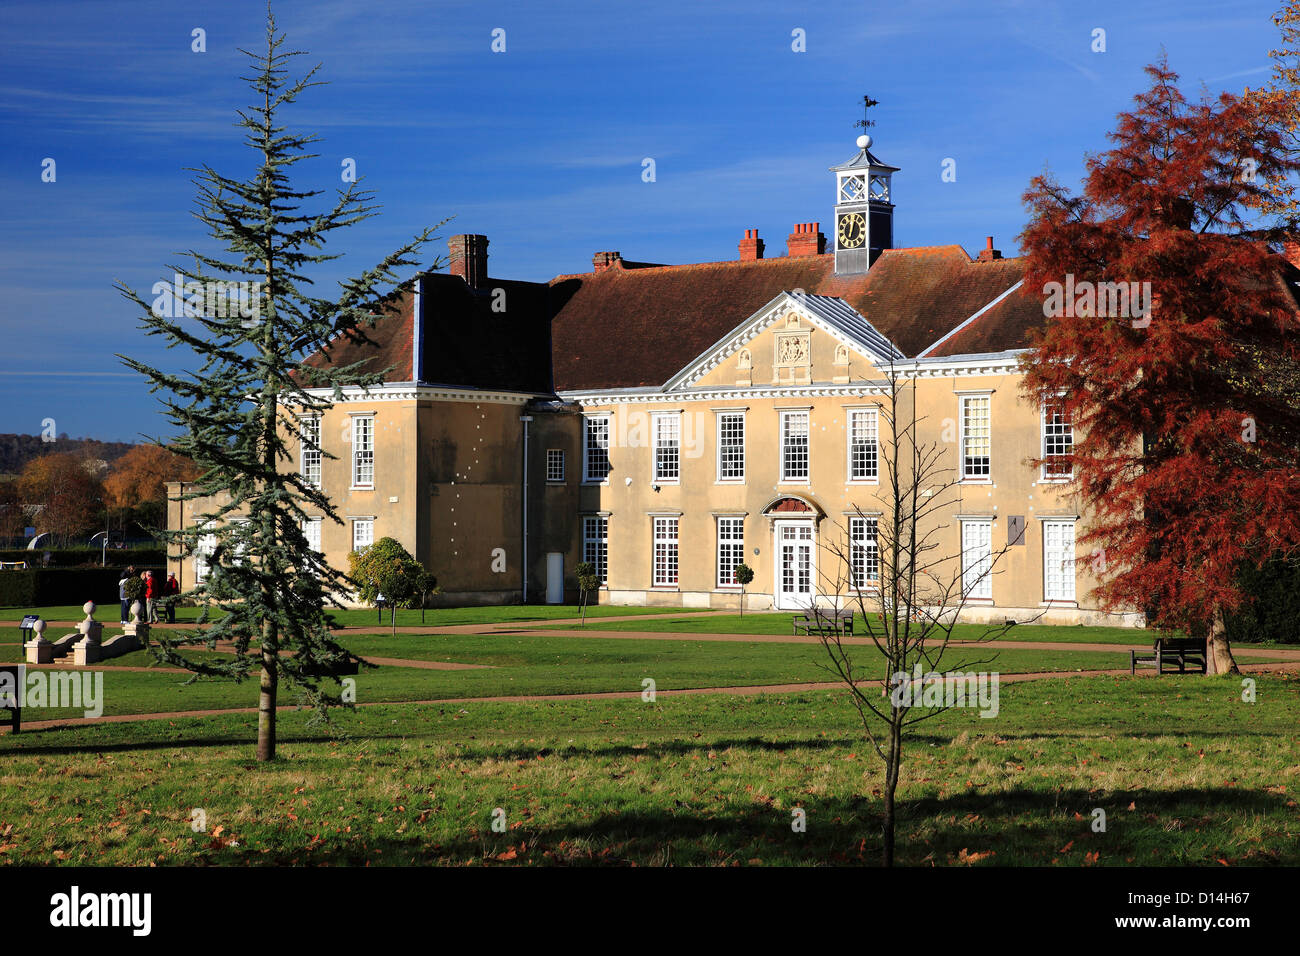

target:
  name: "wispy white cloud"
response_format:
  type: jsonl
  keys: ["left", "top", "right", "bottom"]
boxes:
{"left": 1201, "top": 65, "right": 1271, "bottom": 84}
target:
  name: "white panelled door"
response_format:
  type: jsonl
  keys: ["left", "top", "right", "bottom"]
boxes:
{"left": 775, "top": 521, "right": 815, "bottom": 610}
{"left": 961, "top": 519, "right": 993, "bottom": 600}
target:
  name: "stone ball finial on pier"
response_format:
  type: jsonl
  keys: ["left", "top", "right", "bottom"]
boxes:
{"left": 25, "top": 617, "right": 51, "bottom": 664}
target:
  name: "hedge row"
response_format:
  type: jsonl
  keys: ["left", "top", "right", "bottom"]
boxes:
{"left": 0, "top": 568, "right": 162, "bottom": 610}
{"left": 0, "top": 548, "right": 165, "bottom": 568}
{"left": 1224, "top": 557, "right": 1300, "bottom": 644}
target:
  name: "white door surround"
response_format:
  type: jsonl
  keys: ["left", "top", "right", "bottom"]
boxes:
{"left": 774, "top": 519, "right": 816, "bottom": 610}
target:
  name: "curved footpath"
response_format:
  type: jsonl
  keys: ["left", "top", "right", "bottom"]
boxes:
{"left": 7, "top": 658, "right": 1297, "bottom": 734}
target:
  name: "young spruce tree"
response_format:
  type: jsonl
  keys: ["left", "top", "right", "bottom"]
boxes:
{"left": 117, "top": 9, "right": 442, "bottom": 760}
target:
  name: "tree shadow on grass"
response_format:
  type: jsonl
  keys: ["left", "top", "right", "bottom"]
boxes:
{"left": 223, "top": 786, "right": 1295, "bottom": 867}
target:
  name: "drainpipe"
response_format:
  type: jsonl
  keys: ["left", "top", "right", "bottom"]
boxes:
{"left": 519, "top": 415, "right": 533, "bottom": 603}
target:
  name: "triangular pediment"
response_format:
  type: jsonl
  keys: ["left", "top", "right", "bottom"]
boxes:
{"left": 663, "top": 291, "right": 904, "bottom": 392}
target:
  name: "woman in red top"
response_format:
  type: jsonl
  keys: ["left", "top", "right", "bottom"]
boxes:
{"left": 145, "top": 570, "right": 159, "bottom": 624}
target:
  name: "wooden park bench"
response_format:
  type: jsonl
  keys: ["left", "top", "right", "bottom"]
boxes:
{"left": 1130, "top": 636, "right": 1208, "bottom": 675}
{"left": 0, "top": 664, "right": 20, "bottom": 734}
{"left": 792, "top": 609, "right": 855, "bottom": 637}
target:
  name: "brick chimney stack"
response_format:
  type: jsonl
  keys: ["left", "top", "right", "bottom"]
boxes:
{"left": 739, "top": 229, "right": 765, "bottom": 261}
{"left": 448, "top": 234, "right": 489, "bottom": 288}
{"left": 976, "top": 236, "right": 1003, "bottom": 262}
{"left": 592, "top": 251, "right": 623, "bottom": 274}
{"left": 786, "top": 222, "right": 825, "bottom": 258}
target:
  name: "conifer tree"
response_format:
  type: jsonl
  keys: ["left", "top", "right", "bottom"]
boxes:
{"left": 117, "top": 7, "right": 442, "bottom": 759}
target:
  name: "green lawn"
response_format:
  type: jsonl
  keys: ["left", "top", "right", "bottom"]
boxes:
{"left": 1, "top": 620, "right": 1289, "bottom": 722}
{"left": 540, "top": 613, "right": 1300, "bottom": 650}
{"left": 1, "top": 603, "right": 709, "bottom": 627}
{"left": 1, "top": 674, "right": 1295, "bottom": 866}
{"left": 0, "top": 629, "right": 1147, "bottom": 721}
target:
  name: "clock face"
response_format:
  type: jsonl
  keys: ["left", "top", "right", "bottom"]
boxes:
{"left": 837, "top": 212, "right": 866, "bottom": 249}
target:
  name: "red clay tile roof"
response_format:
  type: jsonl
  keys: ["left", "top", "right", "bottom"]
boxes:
{"left": 548, "top": 245, "right": 1032, "bottom": 389}
{"left": 298, "top": 288, "right": 414, "bottom": 383}
{"left": 298, "top": 245, "right": 1041, "bottom": 393}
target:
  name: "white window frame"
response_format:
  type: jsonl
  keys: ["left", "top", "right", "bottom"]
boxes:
{"left": 1043, "top": 519, "right": 1077, "bottom": 602}
{"left": 959, "top": 395, "right": 991, "bottom": 482}
{"left": 716, "top": 516, "right": 745, "bottom": 589}
{"left": 351, "top": 415, "right": 375, "bottom": 489}
{"left": 194, "top": 525, "right": 216, "bottom": 585}
{"left": 229, "top": 517, "right": 252, "bottom": 568}
{"left": 352, "top": 517, "right": 374, "bottom": 552}
{"left": 546, "top": 448, "right": 565, "bottom": 483}
{"left": 300, "top": 416, "right": 322, "bottom": 490}
{"left": 779, "top": 409, "right": 810, "bottom": 483}
{"left": 716, "top": 411, "right": 746, "bottom": 483}
{"left": 652, "top": 412, "right": 681, "bottom": 483}
{"left": 1041, "top": 398, "right": 1074, "bottom": 482}
{"left": 847, "top": 408, "right": 879, "bottom": 483}
{"left": 582, "top": 515, "right": 608, "bottom": 586}
{"left": 960, "top": 519, "right": 994, "bottom": 601}
{"left": 301, "top": 517, "right": 323, "bottom": 573}
{"left": 652, "top": 516, "right": 679, "bottom": 588}
{"left": 849, "top": 515, "right": 879, "bottom": 590}
{"left": 583, "top": 415, "right": 612, "bottom": 484}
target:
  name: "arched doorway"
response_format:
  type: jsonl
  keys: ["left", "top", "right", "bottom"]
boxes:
{"left": 762, "top": 496, "right": 824, "bottom": 610}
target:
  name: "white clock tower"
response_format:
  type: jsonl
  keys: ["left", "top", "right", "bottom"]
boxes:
{"left": 831, "top": 134, "right": 898, "bottom": 274}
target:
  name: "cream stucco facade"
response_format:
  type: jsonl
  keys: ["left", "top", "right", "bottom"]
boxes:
{"left": 166, "top": 134, "right": 1139, "bottom": 625}
{"left": 168, "top": 290, "right": 1136, "bottom": 627}
{"left": 557, "top": 293, "right": 1132, "bottom": 625}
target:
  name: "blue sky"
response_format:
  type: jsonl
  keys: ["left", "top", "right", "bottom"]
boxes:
{"left": 0, "top": 0, "right": 1283, "bottom": 441}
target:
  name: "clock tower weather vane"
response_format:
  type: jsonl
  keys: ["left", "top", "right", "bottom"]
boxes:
{"left": 855, "top": 95, "right": 879, "bottom": 134}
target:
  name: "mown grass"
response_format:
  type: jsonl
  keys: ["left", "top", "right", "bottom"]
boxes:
{"left": 0, "top": 625, "right": 1148, "bottom": 720}
{"left": 1, "top": 604, "right": 709, "bottom": 627}
{"left": 543, "top": 614, "right": 1300, "bottom": 650}
{"left": 539, "top": 614, "right": 1154, "bottom": 641}
{"left": 0, "top": 674, "right": 1294, "bottom": 866}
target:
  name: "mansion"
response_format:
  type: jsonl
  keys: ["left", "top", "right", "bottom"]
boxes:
{"left": 167, "top": 133, "right": 1130, "bottom": 625}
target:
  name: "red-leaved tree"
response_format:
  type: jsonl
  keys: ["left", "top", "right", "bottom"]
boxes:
{"left": 1018, "top": 58, "right": 1300, "bottom": 674}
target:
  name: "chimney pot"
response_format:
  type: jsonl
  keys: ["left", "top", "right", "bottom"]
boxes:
{"left": 448, "top": 234, "right": 489, "bottom": 288}
{"left": 593, "top": 251, "right": 623, "bottom": 274}
{"left": 977, "top": 235, "right": 1003, "bottom": 262}
{"left": 739, "top": 229, "right": 765, "bottom": 261}
{"left": 787, "top": 222, "right": 826, "bottom": 258}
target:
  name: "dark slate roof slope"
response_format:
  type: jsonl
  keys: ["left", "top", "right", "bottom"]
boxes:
{"left": 797, "top": 293, "right": 905, "bottom": 363}
{"left": 417, "top": 274, "right": 553, "bottom": 393}
{"left": 298, "top": 274, "right": 554, "bottom": 393}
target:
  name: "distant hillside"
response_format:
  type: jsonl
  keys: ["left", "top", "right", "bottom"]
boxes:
{"left": 0, "top": 433, "right": 137, "bottom": 478}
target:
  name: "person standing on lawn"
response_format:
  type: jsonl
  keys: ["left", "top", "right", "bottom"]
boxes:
{"left": 144, "top": 570, "right": 159, "bottom": 623}
{"left": 118, "top": 567, "right": 132, "bottom": 624}
{"left": 165, "top": 572, "right": 179, "bottom": 623}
